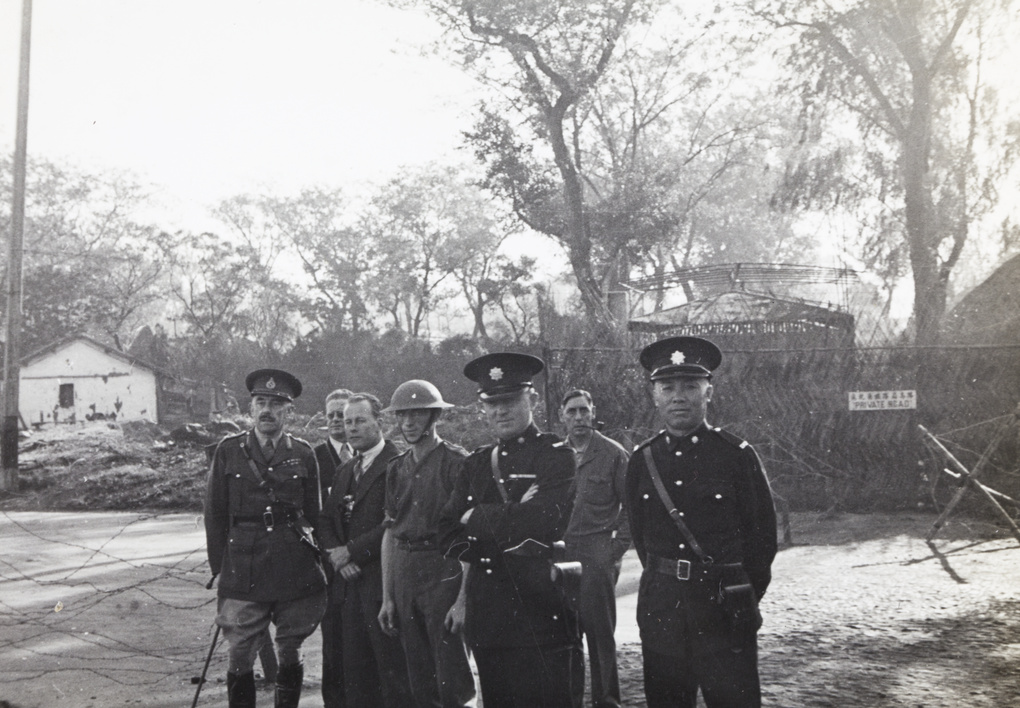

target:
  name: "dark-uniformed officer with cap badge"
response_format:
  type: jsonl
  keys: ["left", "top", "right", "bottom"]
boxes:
{"left": 437, "top": 352, "right": 582, "bottom": 708}
{"left": 205, "top": 369, "right": 328, "bottom": 708}
{"left": 625, "top": 338, "right": 777, "bottom": 708}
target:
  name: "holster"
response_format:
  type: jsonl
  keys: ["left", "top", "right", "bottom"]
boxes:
{"left": 718, "top": 581, "right": 761, "bottom": 635}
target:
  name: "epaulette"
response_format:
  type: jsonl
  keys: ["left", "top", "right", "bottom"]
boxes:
{"left": 443, "top": 440, "right": 471, "bottom": 457}
{"left": 633, "top": 429, "right": 666, "bottom": 453}
{"left": 470, "top": 443, "right": 495, "bottom": 457}
{"left": 286, "top": 433, "right": 315, "bottom": 450}
{"left": 710, "top": 426, "right": 750, "bottom": 450}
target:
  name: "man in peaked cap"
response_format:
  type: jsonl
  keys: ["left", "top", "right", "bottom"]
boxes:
{"left": 377, "top": 380, "right": 476, "bottom": 708}
{"left": 625, "top": 337, "right": 777, "bottom": 708}
{"left": 204, "top": 368, "right": 327, "bottom": 708}
{"left": 437, "top": 353, "right": 582, "bottom": 708}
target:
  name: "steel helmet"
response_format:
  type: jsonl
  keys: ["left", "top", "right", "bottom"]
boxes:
{"left": 383, "top": 379, "right": 455, "bottom": 412}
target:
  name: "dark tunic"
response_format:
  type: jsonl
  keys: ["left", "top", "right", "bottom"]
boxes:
{"left": 625, "top": 423, "right": 777, "bottom": 654}
{"left": 204, "top": 430, "right": 327, "bottom": 602}
{"left": 437, "top": 423, "right": 577, "bottom": 648}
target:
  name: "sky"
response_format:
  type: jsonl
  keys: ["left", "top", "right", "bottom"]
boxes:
{"left": 0, "top": 0, "right": 483, "bottom": 232}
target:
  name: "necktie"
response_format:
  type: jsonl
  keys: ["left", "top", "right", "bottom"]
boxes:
{"left": 263, "top": 438, "right": 275, "bottom": 460}
{"left": 352, "top": 454, "right": 364, "bottom": 487}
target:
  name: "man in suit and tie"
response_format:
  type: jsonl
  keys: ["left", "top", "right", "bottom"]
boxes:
{"left": 319, "top": 393, "right": 413, "bottom": 708}
{"left": 314, "top": 387, "right": 353, "bottom": 708}
{"left": 315, "top": 389, "right": 355, "bottom": 500}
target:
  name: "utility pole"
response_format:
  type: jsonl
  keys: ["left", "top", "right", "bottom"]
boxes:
{"left": 1, "top": 0, "right": 33, "bottom": 491}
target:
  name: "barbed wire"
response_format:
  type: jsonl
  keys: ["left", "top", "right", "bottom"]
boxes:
{"left": 0, "top": 511, "right": 227, "bottom": 704}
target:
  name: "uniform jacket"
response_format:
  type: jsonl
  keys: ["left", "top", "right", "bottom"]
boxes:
{"left": 204, "top": 430, "right": 326, "bottom": 602}
{"left": 565, "top": 429, "right": 632, "bottom": 557}
{"left": 437, "top": 424, "right": 577, "bottom": 648}
{"left": 320, "top": 440, "right": 401, "bottom": 604}
{"left": 625, "top": 422, "right": 777, "bottom": 599}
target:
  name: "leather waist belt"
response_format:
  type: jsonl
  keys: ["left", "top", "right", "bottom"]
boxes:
{"left": 395, "top": 536, "right": 439, "bottom": 552}
{"left": 232, "top": 509, "right": 297, "bottom": 527}
{"left": 646, "top": 554, "right": 743, "bottom": 581}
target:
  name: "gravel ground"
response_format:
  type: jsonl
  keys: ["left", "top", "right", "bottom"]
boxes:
{"left": 0, "top": 511, "right": 1018, "bottom": 707}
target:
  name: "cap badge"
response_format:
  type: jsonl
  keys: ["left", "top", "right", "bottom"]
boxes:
{"left": 490, "top": 367, "right": 504, "bottom": 381}
{"left": 266, "top": 377, "right": 277, "bottom": 389}
{"left": 670, "top": 351, "right": 686, "bottom": 365}
{"left": 411, "top": 393, "right": 417, "bottom": 399}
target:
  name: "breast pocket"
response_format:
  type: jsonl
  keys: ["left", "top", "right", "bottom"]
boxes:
{"left": 272, "top": 460, "right": 309, "bottom": 505}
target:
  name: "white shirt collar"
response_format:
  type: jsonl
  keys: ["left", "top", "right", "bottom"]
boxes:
{"left": 357, "top": 437, "right": 386, "bottom": 470}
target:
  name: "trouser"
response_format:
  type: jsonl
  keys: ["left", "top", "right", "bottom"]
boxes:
{"left": 637, "top": 567, "right": 761, "bottom": 708}
{"left": 643, "top": 645, "right": 760, "bottom": 708}
{"left": 473, "top": 642, "right": 584, "bottom": 708}
{"left": 216, "top": 592, "right": 327, "bottom": 673}
{"left": 392, "top": 546, "right": 475, "bottom": 708}
{"left": 340, "top": 575, "right": 414, "bottom": 708}
{"left": 320, "top": 583, "right": 346, "bottom": 708}
{"left": 566, "top": 533, "right": 622, "bottom": 708}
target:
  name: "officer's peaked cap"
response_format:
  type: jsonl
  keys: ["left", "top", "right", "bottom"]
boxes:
{"left": 246, "top": 368, "right": 302, "bottom": 401}
{"left": 464, "top": 352, "right": 544, "bottom": 401}
{"left": 639, "top": 337, "right": 722, "bottom": 381}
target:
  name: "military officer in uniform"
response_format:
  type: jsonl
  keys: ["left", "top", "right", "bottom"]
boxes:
{"left": 204, "top": 369, "right": 328, "bottom": 708}
{"left": 437, "top": 352, "right": 581, "bottom": 708}
{"left": 626, "top": 337, "right": 777, "bottom": 708}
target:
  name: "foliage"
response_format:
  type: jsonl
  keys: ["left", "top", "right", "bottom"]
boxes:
{"left": 0, "top": 156, "right": 169, "bottom": 354}
{"left": 755, "top": 0, "right": 1020, "bottom": 344}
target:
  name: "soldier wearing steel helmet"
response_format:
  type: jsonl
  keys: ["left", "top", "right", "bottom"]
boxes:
{"left": 437, "top": 353, "right": 581, "bottom": 708}
{"left": 625, "top": 337, "right": 777, "bottom": 708}
{"left": 376, "top": 380, "right": 476, "bottom": 708}
{"left": 204, "top": 369, "right": 327, "bottom": 708}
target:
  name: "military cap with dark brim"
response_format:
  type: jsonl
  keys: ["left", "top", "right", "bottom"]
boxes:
{"left": 245, "top": 368, "right": 302, "bottom": 401}
{"left": 464, "top": 352, "right": 545, "bottom": 401}
{"left": 639, "top": 336, "right": 722, "bottom": 381}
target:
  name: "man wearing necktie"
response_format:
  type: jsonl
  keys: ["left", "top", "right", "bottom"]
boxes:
{"left": 319, "top": 393, "right": 412, "bottom": 708}
{"left": 204, "top": 368, "right": 327, "bottom": 708}
{"left": 315, "top": 389, "right": 355, "bottom": 500}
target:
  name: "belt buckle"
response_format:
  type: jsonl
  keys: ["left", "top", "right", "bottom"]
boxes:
{"left": 263, "top": 506, "right": 275, "bottom": 531}
{"left": 676, "top": 559, "right": 691, "bottom": 581}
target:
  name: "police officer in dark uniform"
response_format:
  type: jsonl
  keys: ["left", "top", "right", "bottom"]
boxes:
{"left": 625, "top": 338, "right": 777, "bottom": 708}
{"left": 437, "top": 352, "right": 582, "bottom": 708}
{"left": 205, "top": 369, "right": 328, "bottom": 708}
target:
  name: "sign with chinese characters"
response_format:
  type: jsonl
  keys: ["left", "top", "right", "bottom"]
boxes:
{"left": 848, "top": 390, "right": 917, "bottom": 411}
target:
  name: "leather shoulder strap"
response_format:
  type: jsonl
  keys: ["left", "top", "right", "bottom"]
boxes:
{"left": 641, "top": 446, "right": 713, "bottom": 564}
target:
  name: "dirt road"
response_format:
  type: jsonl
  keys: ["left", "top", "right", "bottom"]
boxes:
{"left": 1, "top": 511, "right": 1018, "bottom": 707}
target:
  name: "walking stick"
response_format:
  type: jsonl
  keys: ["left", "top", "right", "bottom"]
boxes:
{"left": 191, "top": 623, "right": 221, "bottom": 708}
{"left": 191, "top": 573, "right": 220, "bottom": 708}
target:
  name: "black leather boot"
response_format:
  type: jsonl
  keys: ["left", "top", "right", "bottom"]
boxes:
{"left": 227, "top": 670, "right": 257, "bottom": 708}
{"left": 275, "top": 662, "right": 303, "bottom": 708}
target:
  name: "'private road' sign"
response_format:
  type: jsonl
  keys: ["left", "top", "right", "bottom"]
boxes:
{"left": 849, "top": 390, "right": 917, "bottom": 411}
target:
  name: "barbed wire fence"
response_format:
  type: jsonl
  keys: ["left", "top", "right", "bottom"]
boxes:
{"left": 544, "top": 344, "right": 1020, "bottom": 516}
{"left": 0, "top": 511, "right": 226, "bottom": 706}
